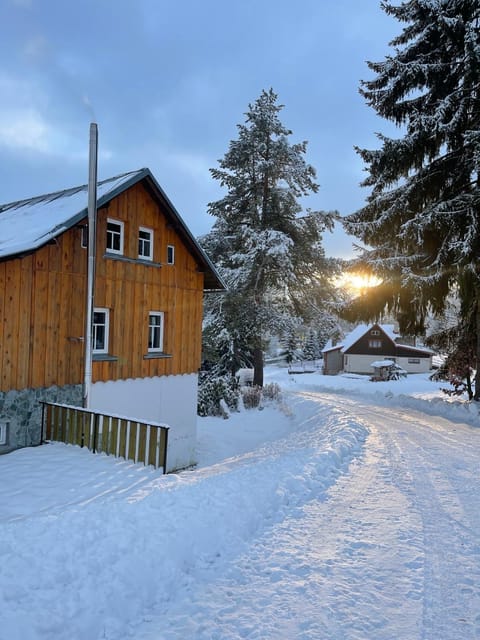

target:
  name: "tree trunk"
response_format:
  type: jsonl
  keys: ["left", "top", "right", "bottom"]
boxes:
{"left": 474, "top": 292, "right": 480, "bottom": 401}
{"left": 253, "top": 343, "right": 264, "bottom": 387}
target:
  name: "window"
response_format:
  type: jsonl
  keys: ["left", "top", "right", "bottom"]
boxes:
{"left": 106, "top": 219, "right": 124, "bottom": 255}
{"left": 138, "top": 227, "right": 153, "bottom": 260}
{"left": 148, "top": 312, "right": 164, "bottom": 352}
{"left": 370, "top": 329, "right": 380, "bottom": 336}
{"left": 167, "top": 245, "right": 175, "bottom": 265}
{"left": 93, "top": 308, "right": 109, "bottom": 353}
{"left": 408, "top": 358, "right": 421, "bottom": 364}
{"left": 0, "top": 422, "right": 8, "bottom": 446}
{"left": 368, "top": 339, "right": 382, "bottom": 348}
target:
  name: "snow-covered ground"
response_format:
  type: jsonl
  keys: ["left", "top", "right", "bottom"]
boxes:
{"left": 1, "top": 368, "right": 480, "bottom": 639}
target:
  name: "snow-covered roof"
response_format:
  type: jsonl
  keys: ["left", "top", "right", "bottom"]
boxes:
{"left": 397, "top": 343, "right": 435, "bottom": 355}
{"left": 322, "top": 323, "right": 397, "bottom": 354}
{"left": 0, "top": 170, "right": 138, "bottom": 258}
{"left": 323, "top": 323, "right": 434, "bottom": 357}
{"left": 0, "top": 168, "right": 225, "bottom": 290}
{"left": 370, "top": 359, "right": 396, "bottom": 368}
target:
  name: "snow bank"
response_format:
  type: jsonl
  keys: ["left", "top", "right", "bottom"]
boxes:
{"left": 2, "top": 366, "right": 478, "bottom": 639}
{"left": 0, "top": 398, "right": 367, "bottom": 640}
{"left": 266, "top": 368, "right": 480, "bottom": 429}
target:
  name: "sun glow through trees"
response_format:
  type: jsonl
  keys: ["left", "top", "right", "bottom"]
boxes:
{"left": 336, "top": 273, "right": 383, "bottom": 297}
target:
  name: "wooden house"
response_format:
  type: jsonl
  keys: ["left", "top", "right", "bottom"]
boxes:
{"left": 0, "top": 168, "right": 224, "bottom": 470}
{"left": 322, "top": 323, "right": 433, "bottom": 376}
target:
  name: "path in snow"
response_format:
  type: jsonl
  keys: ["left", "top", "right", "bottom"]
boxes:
{"left": 2, "top": 386, "right": 480, "bottom": 640}
{"left": 135, "top": 390, "right": 480, "bottom": 640}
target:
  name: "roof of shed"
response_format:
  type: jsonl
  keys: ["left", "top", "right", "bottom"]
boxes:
{"left": 0, "top": 168, "right": 224, "bottom": 290}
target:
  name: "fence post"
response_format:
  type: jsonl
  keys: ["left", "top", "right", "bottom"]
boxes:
{"left": 40, "top": 402, "right": 46, "bottom": 445}
{"left": 80, "top": 411, "right": 85, "bottom": 448}
{"left": 92, "top": 412, "right": 99, "bottom": 453}
{"left": 162, "top": 428, "right": 169, "bottom": 474}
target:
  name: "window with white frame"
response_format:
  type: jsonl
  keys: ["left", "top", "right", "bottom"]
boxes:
{"left": 106, "top": 219, "right": 124, "bottom": 254}
{"left": 370, "top": 329, "right": 380, "bottom": 335}
{"left": 138, "top": 227, "right": 153, "bottom": 260}
{"left": 93, "top": 308, "right": 109, "bottom": 353}
{"left": 148, "top": 312, "right": 164, "bottom": 352}
{"left": 0, "top": 422, "right": 8, "bottom": 446}
{"left": 167, "top": 244, "right": 175, "bottom": 265}
{"left": 368, "top": 339, "right": 382, "bottom": 348}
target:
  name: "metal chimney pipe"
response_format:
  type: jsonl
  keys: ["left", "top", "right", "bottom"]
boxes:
{"left": 83, "top": 123, "right": 98, "bottom": 408}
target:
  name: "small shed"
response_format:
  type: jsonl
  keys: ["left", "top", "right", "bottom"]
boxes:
{"left": 370, "top": 360, "right": 407, "bottom": 381}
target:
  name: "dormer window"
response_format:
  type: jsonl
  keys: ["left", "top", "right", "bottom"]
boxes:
{"left": 106, "top": 219, "right": 124, "bottom": 255}
{"left": 138, "top": 227, "right": 153, "bottom": 261}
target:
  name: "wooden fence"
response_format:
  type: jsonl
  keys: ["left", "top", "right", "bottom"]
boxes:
{"left": 41, "top": 402, "right": 169, "bottom": 473}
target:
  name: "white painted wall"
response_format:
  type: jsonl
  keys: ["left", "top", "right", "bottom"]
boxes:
{"left": 344, "top": 355, "right": 385, "bottom": 374}
{"left": 344, "top": 354, "right": 431, "bottom": 375}
{"left": 89, "top": 374, "right": 198, "bottom": 472}
{"left": 397, "top": 356, "right": 432, "bottom": 374}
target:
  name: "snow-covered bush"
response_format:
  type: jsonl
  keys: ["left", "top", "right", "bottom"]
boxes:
{"left": 198, "top": 374, "right": 283, "bottom": 416}
{"left": 241, "top": 382, "right": 282, "bottom": 409}
{"left": 241, "top": 385, "right": 263, "bottom": 409}
{"left": 197, "top": 372, "right": 239, "bottom": 417}
{"left": 262, "top": 382, "right": 281, "bottom": 402}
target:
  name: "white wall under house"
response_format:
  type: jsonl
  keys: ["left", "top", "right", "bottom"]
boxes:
{"left": 344, "top": 354, "right": 431, "bottom": 375}
{"left": 396, "top": 356, "right": 432, "bottom": 374}
{"left": 343, "top": 355, "right": 382, "bottom": 374}
{"left": 89, "top": 373, "right": 198, "bottom": 472}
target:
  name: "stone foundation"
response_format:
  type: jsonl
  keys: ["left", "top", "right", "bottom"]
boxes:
{"left": 0, "top": 384, "right": 83, "bottom": 454}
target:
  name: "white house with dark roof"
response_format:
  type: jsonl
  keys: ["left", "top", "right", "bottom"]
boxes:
{"left": 322, "top": 323, "right": 433, "bottom": 375}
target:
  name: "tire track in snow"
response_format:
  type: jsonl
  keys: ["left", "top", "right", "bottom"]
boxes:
{"left": 315, "top": 393, "right": 480, "bottom": 640}
{"left": 134, "top": 392, "right": 425, "bottom": 640}
{"left": 367, "top": 406, "right": 480, "bottom": 640}
{"left": 136, "top": 391, "right": 480, "bottom": 639}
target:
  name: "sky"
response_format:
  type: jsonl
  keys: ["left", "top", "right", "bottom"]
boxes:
{"left": 0, "top": 0, "right": 401, "bottom": 258}
{"left": 2, "top": 367, "right": 479, "bottom": 639}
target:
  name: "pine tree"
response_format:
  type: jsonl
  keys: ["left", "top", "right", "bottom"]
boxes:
{"left": 316, "top": 326, "right": 330, "bottom": 356}
{"left": 204, "top": 89, "right": 336, "bottom": 386}
{"left": 281, "top": 326, "right": 298, "bottom": 365}
{"left": 302, "top": 328, "right": 317, "bottom": 362}
{"left": 342, "top": 0, "right": 480, "bottom": 397}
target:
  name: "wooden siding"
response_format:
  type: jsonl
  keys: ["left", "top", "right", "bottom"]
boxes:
{"left": 0, "top": 226, "right": 87, "bottom": 392}
{"left": 344, "top": 325, "right": 431, "bottom": 361}
{"left": 93, "top": 183, "right": 204, "bottom": 382}
{"left": 323, "top": 348, "right": 343, "bottom": 375}
{"left": 344, "top": 325, "right": 397, "bottom": 357}
{"left": 0, "top": 181, "right": 205, "bottom": 392}
{"left": 395, "top": 344, "right": 431, "bottom": 359}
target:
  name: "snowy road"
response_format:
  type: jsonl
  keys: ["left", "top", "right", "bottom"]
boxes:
{"left": 135, "top": 390, "right": 480, "bottom": 640}
{"left": 2, "top": 379, "right": 480, "bottom": 640}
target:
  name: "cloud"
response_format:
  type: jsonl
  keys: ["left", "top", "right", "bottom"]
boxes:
{"left": 0, "top": 108, "right": 50, "bottom": 152}
{"left": 167, "top": 150, "right": 212, "bottom": 185}
{"left": 22, "top": 35, "right": 50, "bottom": 61}
{"left": 0, "top": 72, "right": 107, "bottom": 161}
